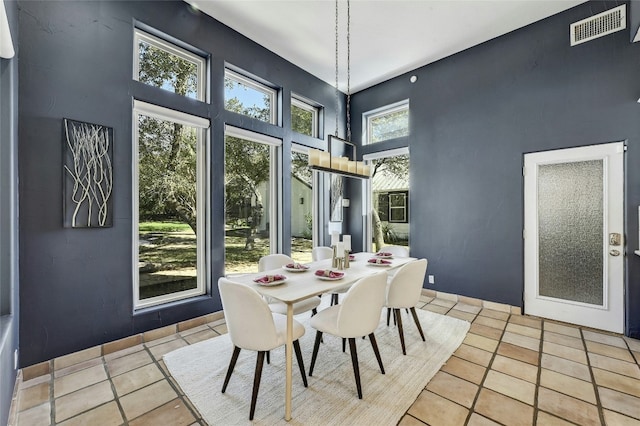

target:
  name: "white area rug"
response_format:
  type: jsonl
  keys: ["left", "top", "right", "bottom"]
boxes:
{"left": 164, "top": 307, "right": 470, "bottom": 425}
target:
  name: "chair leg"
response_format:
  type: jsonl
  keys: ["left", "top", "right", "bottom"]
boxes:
{"left": 311, "top": 307, "right": 317, "bottom": 316}
{"left": 331, "top": 293, "right": 339, "bottom": 306}
{"left": 410, "top": 307, "right": 426, "bottom": 341}
{"left": 309, "top": 331, "right": 323, "bottom": 376}
{"left": 395, "top": 308, "right": 406, "bottom": 355}
{"left": 222, "top": 346, "right": 241, "bottom": 393}
{"left": 249, "top": 351, "right": 266, "bottom": 420}
{"left": 348, "top": 338, "right": 362, "bottom": 399}
{"left": 293, "top": 340, "right": 308, "bottom": 387}
{"left": 266, "top": 351, "right": 270, "bottom": 364}
{"left": 342, "top": 338, "right": 346, "bottom": 353}
{"left": 386, "top": 307, "right": 391, "bottom": 326}
{"left": 368, "top": 333, "right": 385, "bottom": 374}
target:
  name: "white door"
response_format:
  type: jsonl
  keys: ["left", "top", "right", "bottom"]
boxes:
{"left": 524, "top": 142, "right": 624, "bottom": 333}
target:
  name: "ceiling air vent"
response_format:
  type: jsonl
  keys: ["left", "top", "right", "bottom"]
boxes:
{"left": 570, "top": 4, "right": 626, "bottom": 46}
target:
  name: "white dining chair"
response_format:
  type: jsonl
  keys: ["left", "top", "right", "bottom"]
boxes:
{"left": 218, "top": 278, "right": 308, "bottom": 420}
{"left": 312, "top": 246, "right": 345, "bottom": 306}
{"left": 258, "top": 254, "right": 321, "bottom": 316}
{"left": 308, "top": 271, "right": 388, "bottom": 399}
{"left": 385, "top": 258, "right": 428, "bottom": 355}
{"left": 379, "top": 245, "right": 410, "bottom": 257}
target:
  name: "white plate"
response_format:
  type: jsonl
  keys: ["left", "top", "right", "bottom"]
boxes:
{"left": 283, "top": 266, "right": 309, "bottom": 272}
{"left": 254, "top": 276, "right": 287, "bottom": 286}
{"left": 316, "top": 273, "right": 345, "bottom": 281}
{"left": 367, "top": 260, "right": 392, "bottom": 267}
{"left": 374, "top": 253, "right": 393, "bottom": 259}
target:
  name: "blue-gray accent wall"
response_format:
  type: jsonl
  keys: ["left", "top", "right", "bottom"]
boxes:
{"left": 351, "top": 1, "right": 640, "bottom": 338}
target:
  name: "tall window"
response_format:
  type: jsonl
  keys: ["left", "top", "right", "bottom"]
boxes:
{"left": 133, "top": 101, "right": 209, "bottom": 308}
{"left": 363, "top": 100, "right": 409, "bottom": 144}
{"left": 133, "top": 29, "right": 206, "bottom": 101}
{"left": 291, "top": 95, "right": 320, "bottom": 138}
{"left": 224, "top": 126, "right": 281, "bottom": 274}
{"left": 290, "top": 145, "right": 315, "bottom": 263}
{"left": 224, "top": 69, "right": 277, "bottom": 125}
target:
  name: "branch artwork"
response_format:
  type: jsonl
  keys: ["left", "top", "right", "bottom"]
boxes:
{"left": 63, "top": 118, "right": 114, "bottom": 228}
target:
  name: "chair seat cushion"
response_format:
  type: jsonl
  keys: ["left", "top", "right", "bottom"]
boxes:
{"left": 271, "top": 314, "right": 306, "bottom": 347}
{"left": 309, "top": 305, "right": 341, "bottom": 335}
{"left": 269, "top": 297, "right": 321, "bottom": 315}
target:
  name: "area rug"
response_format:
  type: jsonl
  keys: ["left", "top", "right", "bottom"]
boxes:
{"left": 164, "top": 307, "right": 469, "bottom": 425}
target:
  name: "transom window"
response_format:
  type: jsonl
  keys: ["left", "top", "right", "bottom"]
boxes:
{"left": 291, "top": 95, "right": 320, "bottom": 138}
{"left": 363, "top": 100, "right": 409, "bottom": 144}
{"left": 133, "top": 29, "right": 206, "bottom": 101}
{"left": 225, "top": 69, "right": 278, "bottom": 125}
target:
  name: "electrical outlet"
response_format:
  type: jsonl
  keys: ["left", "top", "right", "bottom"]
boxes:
{"left": 428, "top": 275, "right": 435, "bottom": 284}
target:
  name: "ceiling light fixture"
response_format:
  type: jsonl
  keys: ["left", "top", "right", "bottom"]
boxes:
{"left": 309, "top": 0, "right": 370, "bottom": 179}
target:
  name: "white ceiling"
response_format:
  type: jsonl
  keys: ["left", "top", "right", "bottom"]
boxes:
{"left": 188, "top": 0, "right": 587, "bottom": 93}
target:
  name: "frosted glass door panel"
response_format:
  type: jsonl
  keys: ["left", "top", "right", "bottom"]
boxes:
{"left": 537, "top": 160, "right": 603, "bottom": 305}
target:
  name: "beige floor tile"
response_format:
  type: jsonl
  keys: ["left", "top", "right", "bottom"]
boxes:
{"left": 624, "top": 337, "right": 640, "bottom": 353}
{"left": 587, "top": 341, "right": 636, "bottom": 363}
{"left": 54, "top": 380, "right": 114, "bottom": 423}
{"left": 543, "top": 341, "right": 587, "bottom": 365}
{"left": 143, "top": 325, "right": 177, "bottom": 344}
{"left": 473, "top": 388, "right": 533, "bottom": 426}
{"left": 457, "top": 296, "right": 483, "bottom": 307}
{"left": 539, "top": 369, "right": 596, "bottom": 403}
{"left": 502, "top": 331, "right": 540, "bottom": 352}
{"left": 423, "top": 304, "right": 450, "bottom": 315}
{"left": 54, "top": 346, "right": 102, "bottom": 371}
{"left": 178, "top": 316, "right": 209, "bottom": 332}
{"left": 22, "top": 362, "right": 51, "bottom": 382}
{"left": 491, "top": 355, "right": 538, "bottom": 383}
{"left": 426, "top": 371, "right": 478, "bottom": 408}
{"left": 603, "top": 409, "right": 640, "bottom": 426}
{"left": 454, "top": 344, "right": 494, "bottom": 367}
{"left": 544, "top": 322, "right": 581, "bottom": 338}
{"left": 447, "top": 310, "right": 476, "bottom": 322}
{"left": 183, "top": 329, "right": 219, "bottom": 345}
{"left": 543, "top": 330, "right": 584, "bottom": 350}
{"left": 583, "top": 330, "right": 627, "bottom": 349}
{"left": 482, "top": 301, "right": 511, "bottom": 313}
{"left": 397, "top": 414, "right": 426, "bottom": 426}
{"left": 505, "top": 323, "right": 541, "bottom": 339}
{"left": 536, "top": 411, "right": 576, "bottom": 426}
{"left": 431, "top": 298, "right": 457, "bottom": 309}
{"left": 20, "top": 373, "right": 51, "bottom": 390}
{"left": 464, "top": 333, "right": 499, "bottom": 353}
{"left": 54, "top": 364, "right": 108, "bottom": 398}
{"left": 17, "top": 402, "right": 51, "bottom": 426}
{"left": 103, "top": 335, "right": 143, "bottom": 356}
{"left": 418, "top": 294, "right": 434, "bottom": 303}
{"left": 540, "top": 353, "right": 591, "bottom": 382}
{"left": 593, "top": 368, "right": 640, "bottom": 398}
{"left": 106, "top": 349, "right": 153, "bottom": 377}
{"left": 103, "top": 344, "right": 145, "bottom": 362}
{"left": 57, "top": 401, "right": 123, "bottom": 426}
{"left": 537, "top": 387, "right": 599, "bottom": 426}
{"left": 148, "top": 339, "right": 188, "bottom": 360}
{"left": 598, "top": 387, "right": 640, "bottom": 420}
{"left": 483, "top": 370, "right": 535, "bottom": 405}
{"left": 453, "top": 303, "right": 482, "bottom": 314}
{"left": 178, "top": 324, "right": 210, "bottom": 337}
{"left": 508, "top": 315, "right": 541, "bottom": 330}
{"left": 128, "top": 398, "right": 196, "bottom": 426}
{"left": 470, "top": 323, "right": 504, "bottom": 340}
{"left": 497, "top": 342, "right": 539, "bottom": 366}
{"left": 212, "top": 323, "right": 228, "bottom": 335}
{"left": 467, "top": 413, "right": 501, "bottom": 426}
{"left": 54, "top": 357, "right": 104, "bottom": 379}
{"left": 407, "top": 390, "right": 469, "bottom": 426}
{"left": 589, "top": 352, "right": 640, "bottom": 379}
{"left": 112, "top": 363, "right": 164, "bottom": 397}
{"left": 144, "top": 334, "right": 178, "bottom": 348}
{"left": 119, "top": 380, "right": 178, "bottom": 421}
{"left": 478, "top": 309, "right": 510, "bottom": 321}
{"left": 18, "top": 381, "right": 49, "bottom": 412}
{"left": 473, "top": 315, "right": 507, "bottom": 330}
{"left": 441, "top": 355, "right": 486, "bottom": 384}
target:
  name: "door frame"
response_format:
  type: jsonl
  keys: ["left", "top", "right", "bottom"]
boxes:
{"left": 523, "top": 142, "right": 626, "bottom": 334}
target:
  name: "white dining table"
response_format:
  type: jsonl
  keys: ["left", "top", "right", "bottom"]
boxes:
{"left": 228, "top": 251, "right": 416, "bottom": 421}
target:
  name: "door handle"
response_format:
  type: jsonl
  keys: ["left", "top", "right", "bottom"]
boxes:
{"left": 609, "top": 249, "right": 620, "bottom": 256}
{"left": 609, "top": 233, "right": 621, "bottom": 246}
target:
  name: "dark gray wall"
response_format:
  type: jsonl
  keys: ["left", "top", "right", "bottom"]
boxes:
{"left": 0, "top": 0, "right": 19, "bottom": 422}
{"left": 351, "top": 1, "right": 640, "bottom": 337}
{"left": 17, "top": 0, "right": 341, "bottom": 366}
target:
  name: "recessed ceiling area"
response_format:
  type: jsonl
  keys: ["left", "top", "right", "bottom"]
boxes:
{"left": 187, "top": 0, "right": 587, "bottom": 93}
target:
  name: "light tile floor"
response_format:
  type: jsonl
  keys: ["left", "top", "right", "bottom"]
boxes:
{"left": 9, "top": 295, "right": 640, "bottom": 425}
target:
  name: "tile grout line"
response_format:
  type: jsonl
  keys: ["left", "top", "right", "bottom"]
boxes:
{"left": 531, "top": 319, "right": 544, "bottom": 425}
{"left": 580, "top": 328, "right": 607, "bottom": 426}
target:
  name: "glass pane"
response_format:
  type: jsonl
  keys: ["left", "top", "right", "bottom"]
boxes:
{"left": 290, "top": 150, "right": 313, "bottom": 263}
{"left": 538, "top": 160, "right": 603, "bottom": 305}
{"left": 292, "top": 104, "right": 314, "bottom": 136}
{"left": 370, "top": 154, "right": 410, "bottom": 251}
{"left": 225, "top": 135, "right": 272, "bottom": 274}
{"left": 370, "top": 108, "right": 409, "bottom": 143}
{"left": 138, "top": 115, "right": 200, "bottom": 300}
{"left": 224, "top": 74, "right": 273, "bottom": 123}
{"left": 137, "top": 39, "right": 200, "bottom": 99}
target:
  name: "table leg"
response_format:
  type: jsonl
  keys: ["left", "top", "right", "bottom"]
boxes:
{"left": 285, "top": 303, "right": 293, "bottom": 421}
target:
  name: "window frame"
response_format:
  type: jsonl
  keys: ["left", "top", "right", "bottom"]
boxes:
{"left": 132, "top": 100, "right": 210, "bottom": 310}
{"left": 362, "top": 99, "right": 410, "bottom": 145}
{"left": 291, "top": 95, "right": 320, "bottom": 138}
{"left": 224, "top": 68, "right": 278, "bottom": 125}
{"left": 388, "top": 191, "right": 408, "bottom": 223}
{"left": 133, "top": 29, "right": 207, "bottom": 102}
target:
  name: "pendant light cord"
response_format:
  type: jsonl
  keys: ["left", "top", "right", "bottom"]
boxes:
{"left": 335, "top": 0, "right": 352, "bottom": 142}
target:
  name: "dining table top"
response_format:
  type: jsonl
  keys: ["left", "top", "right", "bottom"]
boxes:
{"left": 228, "top": 251, "right": 416, "bottom": 305}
